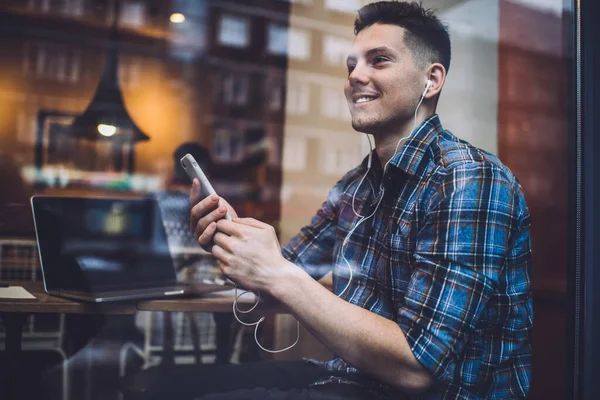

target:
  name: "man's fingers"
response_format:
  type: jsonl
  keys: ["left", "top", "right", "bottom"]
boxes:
{"left": 211, "top": 243, "right": 234, "bottom": 273}
{"left": 213, "top": 231, "right": 233, "bottom": 252}
{"left": 215, "top": 219, "right": 251, "bottom": 237}
{"left": 234, "top": 217, "right": 269, "bottom": 229}
{"left": 214, "top": 197, "right": 238, "bottom": 220}
{"left": 190, "top": 194, "right": 219, "bottom": 230}
{"left": 211, "top": 245, "right": 228, "bottom": 267}
{"left": 215, "top": 218, "right": 270, "bottom": 239}
{"left": 197, "top": 221, "right": 217, "bottom": 248}
{"left": 194, "top": 205, "right": 229, "bottom": 238}
{"left": 189, "top": 178, "right": 202, "bottom": 206}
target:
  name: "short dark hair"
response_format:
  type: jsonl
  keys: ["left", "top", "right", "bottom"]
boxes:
{"left": 354, "top": 1, "right": 451, "bottom": 73}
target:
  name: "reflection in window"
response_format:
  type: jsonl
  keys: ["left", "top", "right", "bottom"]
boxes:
{"left": 267, "top": 24, "right": 288, "bottom": 56}
{"left": 217, "top": 73, "right": 248, "bottom": 106}
{"left": 283, "top": 136, "right": 307, "bottom": 171}
{"left": 321, "top": 87, "right": 350, "bottom": 121}
{"left": 213, "top": 126, "right": 244, "bottom": 164}
{"left": 322, "top": 142, "right": 360, "bottom": 175}
{"left": 120, "top": 1, "right": 146, "bottom": 28}
{"left": 26, "top": 0, "right": 88, "bottom": 19}
{"left": 17, "top": 109, "right": 37, "bottom": 145}
{"left": 265, "top": 125, "right": 281, "bottom": 167}
{"left": 218, "top": 14, "right": 250, "bottom": 49}
{"left": 324, "top": 0, "right": 361, "bottom": 13}
{"left": 47, "top": 121, "right": 77, "bottom": 165}
{"left": 119, "top": 59, "right": 140, "bottom": 90}
{"left": 267, "top": 24, "right": 310, "bottom": 60}
{"left": 286, "top": 81, "right": 310, "bottom": 115}
{"left": 279, "top": 0, "right": 313, "bottom": 4}
{"left": 167, "top": 1, "right": 209, "bottom": 59}
{"left": 265, "top": 77, "right": 283, "bottom": 112}
{"left": 22, "top": 41, "right": 81, "bottom": 84}
{"left": 27, "top": 0, "right": 50, "bottom": 13}
{"left": 62, "top": 0, "right": 84, "bottom": 16}
{"left": 288, "top": 28, "right": 310, "bottom": 60}
{"left": 323, "top": 35, "right": 352, "bottom": 67}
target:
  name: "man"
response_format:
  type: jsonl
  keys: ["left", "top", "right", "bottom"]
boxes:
{"left": 146, "top": 1, "right": 533, "bottom": 399}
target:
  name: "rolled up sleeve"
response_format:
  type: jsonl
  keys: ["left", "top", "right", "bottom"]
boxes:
{"left": 396, "top": 163, "right": 520, "bottom": 383}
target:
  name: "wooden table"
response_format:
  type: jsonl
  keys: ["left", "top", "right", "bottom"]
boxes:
{"left": 0, "top": 281, "right": 137, "bottom": 400}
{"left": 0, "top": 283, "right": 292, "bottom": 400}
{"left": 137, "top": 292, "right": 290, "bottom": 314}
{"left": 137, "top": 291, "right": 290, "bottom": 365}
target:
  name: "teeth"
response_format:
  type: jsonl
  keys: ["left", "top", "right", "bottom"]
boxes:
{"left": 355, "top": 97, "right": 376, "bottom": 103}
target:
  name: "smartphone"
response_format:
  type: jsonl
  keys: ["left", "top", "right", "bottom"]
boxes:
{"left": 180, "top": 153, "right": 232, "bottom": 221}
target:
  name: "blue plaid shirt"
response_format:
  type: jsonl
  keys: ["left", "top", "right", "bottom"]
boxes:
{"left": 282, "top": 115, "right": 533, "bottom": 399}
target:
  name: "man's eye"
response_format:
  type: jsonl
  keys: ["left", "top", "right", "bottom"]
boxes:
{"left": 347, "top": 65, "right": 356, "bottom": 74}
{"left": 373, "top": 56, "right": 388, "bottom": 64}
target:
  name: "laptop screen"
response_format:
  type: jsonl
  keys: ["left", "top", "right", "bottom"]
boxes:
{"left": 31, "top": 196, "right": 178, "bottom": 293}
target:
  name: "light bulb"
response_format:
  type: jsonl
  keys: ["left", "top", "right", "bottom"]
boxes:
{"left": 170, "top": 13, "right": 185, "bottom": 23}
{"left": 98, "top": 124, "right": 117, "bottom": 137}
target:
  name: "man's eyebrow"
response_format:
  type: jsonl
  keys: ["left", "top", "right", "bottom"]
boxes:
{"left": 346, "top": 46, "right": 396, "bottom": 64}
{"left": 365, "top": 46, "right": 396, "bottom": 57}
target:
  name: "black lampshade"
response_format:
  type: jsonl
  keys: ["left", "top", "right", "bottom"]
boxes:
{"left": 69, "top": 0, "right": 149, "bottom": 144}
{"left": 69, "top": 48, "right": 149, "bottom": 143}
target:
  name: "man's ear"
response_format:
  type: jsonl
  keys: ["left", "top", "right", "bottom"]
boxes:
{"left": 424, "top": 63, "right": 446, "bottom": 100}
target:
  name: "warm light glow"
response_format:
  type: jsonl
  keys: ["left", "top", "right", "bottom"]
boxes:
{"left": 170, "top": 13, "right": 185, "bottom": 23}
{"left": 98, "top": 124, "right": 117, "bottom": 137}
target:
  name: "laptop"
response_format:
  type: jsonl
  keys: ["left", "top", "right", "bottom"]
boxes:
{"left": 31, "top": 195, "right": 229, "bottom": 302}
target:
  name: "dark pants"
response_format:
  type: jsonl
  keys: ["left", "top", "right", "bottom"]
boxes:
{"left": 140, "top": 360, "right": 381, "bottom": 400}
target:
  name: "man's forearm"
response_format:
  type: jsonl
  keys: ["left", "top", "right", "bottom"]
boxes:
{"left": 269, "top": 262, "right": 433, "bottom": 393}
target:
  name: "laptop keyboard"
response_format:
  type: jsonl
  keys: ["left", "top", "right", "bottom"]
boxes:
{"left": 153, "top": 191, "right": 224, "bottom": 282}
{"left": 155, "top": 191, "right": 208, "bottom": 255}
{"left": 164, "top": 220, "right": 205, "bottom": 253}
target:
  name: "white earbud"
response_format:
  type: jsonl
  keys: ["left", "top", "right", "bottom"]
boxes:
{"left": 422, "top": 79, "right": 433, "bottom": 98}
{"left": 342, "top": 78, "right": 434, "bottom": 300}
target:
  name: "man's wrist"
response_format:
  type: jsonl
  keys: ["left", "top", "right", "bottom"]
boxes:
{"left": 269, "top": 259, "right": 309, "bottom": 302}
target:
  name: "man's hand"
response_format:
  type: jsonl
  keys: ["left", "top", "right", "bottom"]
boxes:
{"left": 189, "top": 178, "right": 238, "bottom": 252}
{"left": 209, "top": 218, "right": 433, "bottom": 393}
{"left": 212, "top": 218, "right": 294, "bottom": 293}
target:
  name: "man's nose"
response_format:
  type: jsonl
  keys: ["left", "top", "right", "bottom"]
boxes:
{"left": 348, "top": 63, "right": 369, "bottom": 87}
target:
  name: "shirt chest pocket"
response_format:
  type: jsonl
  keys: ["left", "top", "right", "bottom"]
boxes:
{"left": 378, "top": 232, "right": 414, "bottom": 305}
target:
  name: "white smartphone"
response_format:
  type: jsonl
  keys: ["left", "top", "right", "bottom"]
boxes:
{"left": 180, "top": 153, "right": 232, "bottom": 221}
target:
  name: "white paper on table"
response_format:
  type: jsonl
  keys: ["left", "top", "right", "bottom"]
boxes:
{"left": 0, "top": 286, "right": 37, "bottom": 300}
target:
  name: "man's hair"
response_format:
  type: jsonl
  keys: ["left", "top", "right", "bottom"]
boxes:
{"left": 354, "top": 1, "right": 451, "bottom": 73}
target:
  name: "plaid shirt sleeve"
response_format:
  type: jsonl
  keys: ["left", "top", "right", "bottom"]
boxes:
{"left": 281, "top": 176, "right": 346, "bottom": 280}
{"left": 397, "top": 163, "right": 525, "bottom": 384}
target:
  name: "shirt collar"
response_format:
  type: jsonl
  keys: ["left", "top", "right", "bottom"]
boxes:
{"left": 382, "top": 114, "right": 443, "bottom": 176}
{"left": 359, "top": 114, "right": 444, "bottom": 178}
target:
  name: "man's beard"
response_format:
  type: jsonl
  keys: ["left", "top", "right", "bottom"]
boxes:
{"left": 350, "top": 107, "right": 416, "bottom": 136}
{"left": 351, "top": 113, "right": 394, "bottom": 135}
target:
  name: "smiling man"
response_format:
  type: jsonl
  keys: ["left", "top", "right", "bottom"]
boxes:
{"left": 143, "top": 2, "right": 533, "bottom": 399}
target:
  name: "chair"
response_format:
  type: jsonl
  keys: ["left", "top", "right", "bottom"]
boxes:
{"left": 118, "top": 262, "right": 244, "bottom": 399}
{"left": 0, "top": 238, "right": 69, "bottom": 400}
